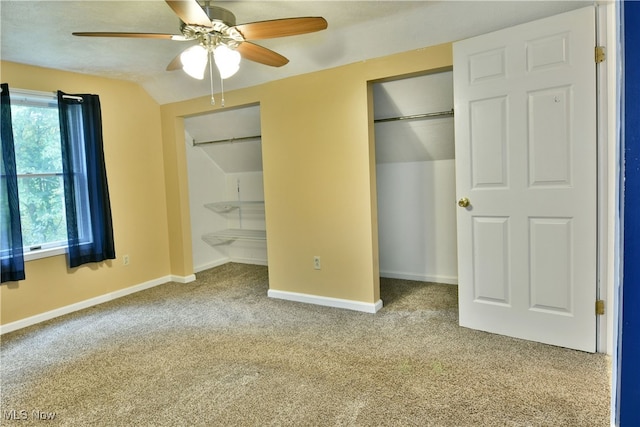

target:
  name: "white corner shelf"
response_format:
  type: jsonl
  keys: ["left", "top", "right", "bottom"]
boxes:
{"left": 202, "top": 200, "right": 266, "bottom": 246}
{"left": 202, "top": 229, "right": 267, "bottom": 246}
{"left": 204, "top": 200, "right": 264, "bottom": 213}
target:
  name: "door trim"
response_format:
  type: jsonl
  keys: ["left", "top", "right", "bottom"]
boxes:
{"left": 596, "top": 2, "right": 618, "bottom": 355}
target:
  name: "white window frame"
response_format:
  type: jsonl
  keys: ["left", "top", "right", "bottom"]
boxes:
{"left": 10, "top": 89, "right": 68, "bottom": 262}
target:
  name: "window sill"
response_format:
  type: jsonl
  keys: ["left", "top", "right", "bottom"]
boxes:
{"left": 24, "top": 246, "right": 67, "bottom": 262}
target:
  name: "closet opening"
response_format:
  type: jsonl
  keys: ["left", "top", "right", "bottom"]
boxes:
{"left": 184, "top": 103, "right": 267, "bottom": 272}
{"left": 372, "top": 70, "right": 458, "bottom": 289}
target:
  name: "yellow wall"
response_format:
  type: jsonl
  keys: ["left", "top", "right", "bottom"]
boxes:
{"left": 162, "top": 43, "right": 453, "bottom": 305}
{"left": 0, "top": 62, "right": 172, "bottom": 325}
{"left": 1, "top": 43, "right": 452, "bottom": 326}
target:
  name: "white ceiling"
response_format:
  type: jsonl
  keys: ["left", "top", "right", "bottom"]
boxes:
{"left": 0, "top": 1, "right": 590, "bottom": 105}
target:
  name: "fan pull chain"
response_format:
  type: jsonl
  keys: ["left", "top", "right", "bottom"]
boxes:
{"left": 220, "top": 73, "right": 225, "bottom": 107}
{"left": 208, "top": 50, "right": 215, "bottom": 106}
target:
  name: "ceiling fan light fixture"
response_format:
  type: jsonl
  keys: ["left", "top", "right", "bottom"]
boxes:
{"left": 180, "top": 45, "right": 208, "bottom": 79}
{"left": 214, "top": 44, "right": 241, "bottom": 79}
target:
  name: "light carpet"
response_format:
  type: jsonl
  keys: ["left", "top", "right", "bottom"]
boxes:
{"left": 0, "top": 263, "right": 611, "bottom": 426}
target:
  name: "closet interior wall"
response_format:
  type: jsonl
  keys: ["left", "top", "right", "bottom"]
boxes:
{"left": 374, "top": 71, "right": 458, "bottom": 284}
{"left": 184, "top": 105, "right": 267, "bottom": 272}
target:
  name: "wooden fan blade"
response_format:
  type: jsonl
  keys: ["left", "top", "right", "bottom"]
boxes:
{"left": 165, "top": 0, "right": 212, "bottom": 27}
{"left": 234, "top": 17, "right": 327, "bottom": 40}
{"left": 236, "top": 42, "right": 289, "bottom": 67}
{"left": 73, "top": 32, "right": 182, "bottom": 40}
{"left": 166, "top": 51, "right": 184, "bottom": 71}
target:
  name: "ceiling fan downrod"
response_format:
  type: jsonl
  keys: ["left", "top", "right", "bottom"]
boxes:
{"left": 200, "top": 1, "right": 236, "bottom": 26}
{"left": 208, "top": 50, "right": 216, "bottom": 106}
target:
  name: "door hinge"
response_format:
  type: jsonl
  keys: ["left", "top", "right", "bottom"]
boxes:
{"left": 596, "top": 299, "right": 605, "bottom": 316}
{"left": 595, "top": 46, "right": 606, "bottom": 64}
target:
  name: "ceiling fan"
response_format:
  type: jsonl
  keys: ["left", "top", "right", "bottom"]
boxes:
{"left": 73, "top": 0, "right": 327, "bottom": 103}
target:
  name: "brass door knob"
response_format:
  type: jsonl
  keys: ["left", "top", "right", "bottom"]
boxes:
{"left": 458, "top": 197, "right": 470, "bottom": 208}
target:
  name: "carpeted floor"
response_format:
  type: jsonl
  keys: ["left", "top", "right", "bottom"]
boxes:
{"left": 1, "top": 263, "right": 611, "bottom": 426}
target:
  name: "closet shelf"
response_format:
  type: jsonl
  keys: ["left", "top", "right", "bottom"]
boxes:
{"left": 202, "top": 229, "right": 267, "bottom": 245}
{"left": 204, "top": 200, "right": 264, "bottom": 213}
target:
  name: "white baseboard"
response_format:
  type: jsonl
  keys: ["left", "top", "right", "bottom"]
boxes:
{"left": 267, "top": 289, "right": 383, "bottom": 314}
{"left": 230, "top": 256, "right": 268, "bottom": 266}
{"left": 194, "top": 257, "right": 230, "bottom": 273}
{"left": 171, "top": 274, "right": 196, "bottom": 283}
{"left": 380, "top": 270, "right": 458, "bottom": 285}
{"left": 194, "top": 258, "right": 267, "bottom": 273}
{"left": 0, "top": 274, "right": 185, "bottom": 335}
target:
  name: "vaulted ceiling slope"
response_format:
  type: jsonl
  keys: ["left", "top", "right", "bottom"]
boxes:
{"left": 1, "top": 1, "right": 589, "bottom": 105}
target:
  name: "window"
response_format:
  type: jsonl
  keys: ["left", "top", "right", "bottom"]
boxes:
{"left": 10, "top": 89, "right": 94, "bottom": 261}
{"left": 2, "top": 85, "right": 115, "bottom": 276}
{"left": 11, "top": 90, "right": 68, "bottom": 257}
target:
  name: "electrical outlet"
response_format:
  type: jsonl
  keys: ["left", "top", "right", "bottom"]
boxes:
{"left": 313, "top": 256, "right": 321, "bottom": 270}
{"left": 123, "top": 255, "right": 130, "bottom": 266}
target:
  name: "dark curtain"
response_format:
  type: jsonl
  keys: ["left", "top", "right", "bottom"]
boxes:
{"left": 0, "top": 83, "right": 25, "bottom": 283}
{"left": 58, "top": 91, "right": 115, "bottom": 268}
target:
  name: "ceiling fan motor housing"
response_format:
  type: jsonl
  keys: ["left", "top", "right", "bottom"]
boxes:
{"left": 180, "top": 5, "right": 243, "bottom": 50}
{"left": 202, "top": 5, "right": 236, "bottom": 26}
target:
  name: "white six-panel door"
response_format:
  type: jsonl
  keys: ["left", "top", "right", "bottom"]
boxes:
{"left": 453, "top": 7, "right": 597, "bottom": 352}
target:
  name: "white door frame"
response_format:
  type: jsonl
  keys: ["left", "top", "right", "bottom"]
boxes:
{"left": 597, "top": 1, "right": 619, "bottom": 355}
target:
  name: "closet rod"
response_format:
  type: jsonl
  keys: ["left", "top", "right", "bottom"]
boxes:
{"left": 193, "top": 135, "right": 261, "bottom": 146}
{"left": 374, "top": 108, "right": 454, "bottom": 123}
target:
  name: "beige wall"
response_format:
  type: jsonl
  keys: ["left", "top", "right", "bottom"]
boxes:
{"left": 0, "top": 61, "right": 172, "bottom": 325}
{"left": 1, "top": 42, "right": 452, "bottom": 326}
{"left": 161, "top": 43, "right": 453, "bottom": 305}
